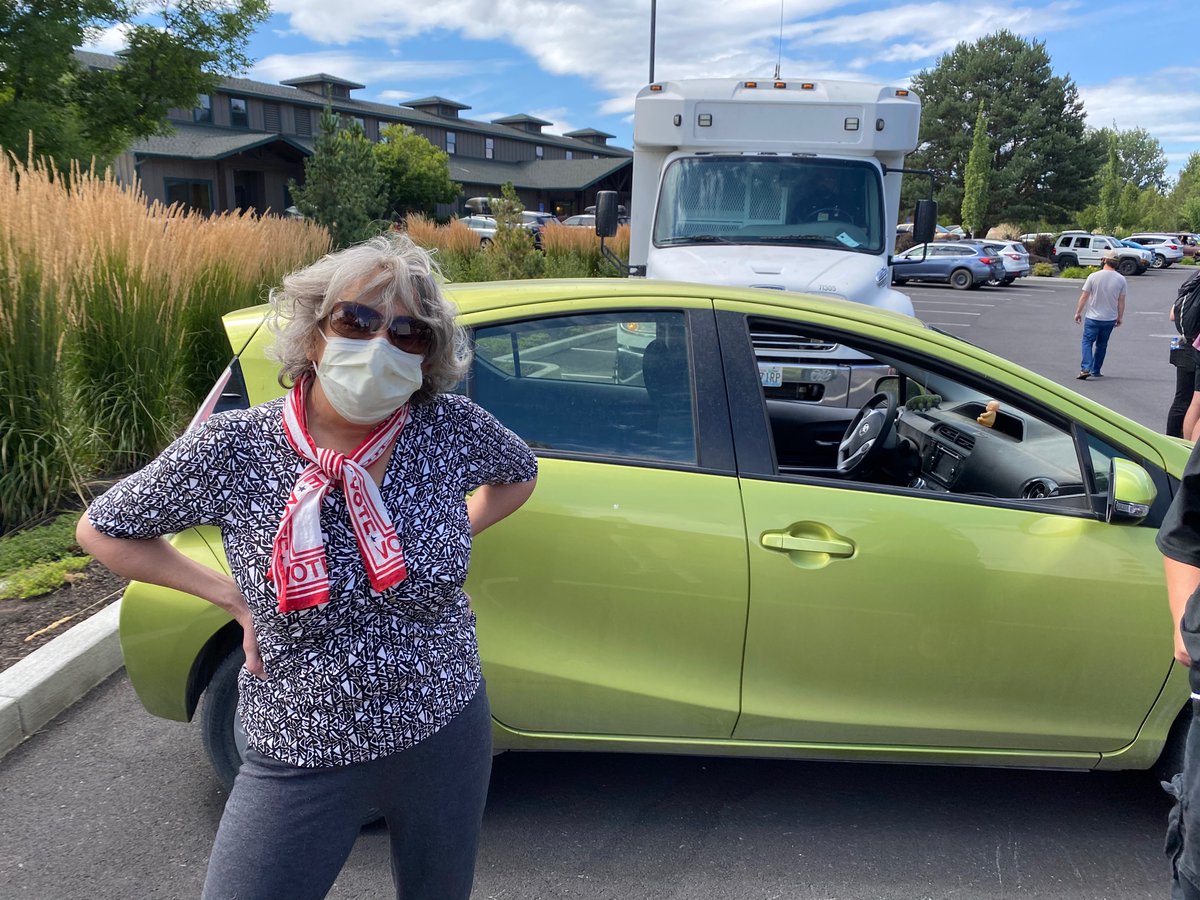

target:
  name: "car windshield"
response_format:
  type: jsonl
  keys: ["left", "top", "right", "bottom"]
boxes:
{"left": 652, "top": 156, "right": 885, "bottom": 254}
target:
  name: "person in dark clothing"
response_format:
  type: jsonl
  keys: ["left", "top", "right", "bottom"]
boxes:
{"left": 1158, "top": 444, "right": 1200, "bottom": 898}
{"left": 1168, "top": 269, "right": 1200, "bottom": 438}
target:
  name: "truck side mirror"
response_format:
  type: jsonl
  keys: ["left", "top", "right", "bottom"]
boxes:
{"left": 595, "top": 191, "right": 619, "bottom": 238}
{"left": 913, "top": 199, "right": 937, "bottom": 246}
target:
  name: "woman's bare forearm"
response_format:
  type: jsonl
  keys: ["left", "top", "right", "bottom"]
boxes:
{"left": 75, "top": 515, "right": 249, "bottom": 623}
{"left": 467, "top": 478, "right": 537, "bottom": 536}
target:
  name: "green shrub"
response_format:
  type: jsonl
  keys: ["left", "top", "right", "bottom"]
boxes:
{"left": 1032, "top": 262, "right": 1055, "bottom": 277}
{"left": 1059, "top": 266, "right": 1098, "bottom": 279}
{"left": 1182, "top": 256, "right": 1199, "bottom": 266}
{"left": 0, "top": 556, "right": 91, "bottom": 601}
{"left": 0, "top": 512, "right": 81, "bottom": 572}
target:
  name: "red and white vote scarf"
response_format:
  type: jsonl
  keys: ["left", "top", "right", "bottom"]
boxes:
{"left": 269, "top": 376, "right": 409, "bottom": 612}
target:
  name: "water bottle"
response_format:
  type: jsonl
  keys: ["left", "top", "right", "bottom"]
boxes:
{"left": 1173, "top": 336, "right": 1182, "bottom": 350}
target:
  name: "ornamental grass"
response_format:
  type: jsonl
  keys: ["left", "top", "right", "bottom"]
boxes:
{"left": 0, "top": 150, "right": 330, "bottom": 533}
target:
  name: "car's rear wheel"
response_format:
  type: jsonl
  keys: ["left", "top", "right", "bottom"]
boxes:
{"left": 950, "top": 268, "right": 973, "bottom": 290}
{"left": 1057, "top": 254, "right": 1077, "bottom": 271}
{"left": 1002, "top": 276, "right": 1016, "bottom": 285}
{"left": 480, "top": 237, "right": 493, "bottom": 247}
{"left": 200, "top": 648, "right": 245, "bottom": 792}
{"left": 1118, "top": 257, "right": 1138, "bottom": 276}
{"left": 1153, "top": 253, "right": 1167, "bottom": 269}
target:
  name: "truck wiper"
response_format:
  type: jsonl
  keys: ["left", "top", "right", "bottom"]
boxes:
{"left": 660, "top": 234, "right": 737, "bottom": 244}
{"left": 752, "top": 234, "right": 841, "bottom": 244}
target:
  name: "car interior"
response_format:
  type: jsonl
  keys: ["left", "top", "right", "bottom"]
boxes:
{"left": 750, "top": 319, "right": 1104, "bottom": 511}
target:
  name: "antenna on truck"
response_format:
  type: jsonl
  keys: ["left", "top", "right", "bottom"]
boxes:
{"left": 773, "top": 0, "right": 784, "bottom": 80}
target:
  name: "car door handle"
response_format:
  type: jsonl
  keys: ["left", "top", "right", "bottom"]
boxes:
{"left": 760, "top": 531, "right": 855, "bottom": 557}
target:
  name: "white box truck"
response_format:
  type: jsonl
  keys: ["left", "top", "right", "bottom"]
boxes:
{"left": 621, "top": 77, "right": 928, "bottom": 317}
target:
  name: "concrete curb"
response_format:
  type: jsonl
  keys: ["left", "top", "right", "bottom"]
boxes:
{"left": 0, "top": 598, "right": 123, "bottom": 760}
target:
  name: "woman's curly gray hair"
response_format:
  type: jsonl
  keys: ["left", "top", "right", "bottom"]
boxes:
{"left": 267, "top": 234, "right": 471, "bottom": 404}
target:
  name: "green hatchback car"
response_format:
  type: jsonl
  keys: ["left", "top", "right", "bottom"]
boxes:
{"left": 120, "top": 279, "right": 1192, "bottom": 790}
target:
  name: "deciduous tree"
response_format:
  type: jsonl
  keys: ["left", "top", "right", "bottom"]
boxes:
{"left": 0, "top": 0, "right": 269, "bottom": 169}
{"left": 903, "top": 31, "right": 1098, "bottom": 226}
{"left": 374, "top": 124, "right": 460, "bottom": 220}
{"left": 1092, "top": 126, "right": 1168, "bottom": 193}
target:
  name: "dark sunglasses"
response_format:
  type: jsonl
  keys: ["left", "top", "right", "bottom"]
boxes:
{"left": 327, "top": 302, "right": 434, "bottom": 354}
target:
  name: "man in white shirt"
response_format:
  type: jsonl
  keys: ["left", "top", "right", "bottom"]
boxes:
{"left": 1073, "top": 249, "right": 1127, "bottom": 379}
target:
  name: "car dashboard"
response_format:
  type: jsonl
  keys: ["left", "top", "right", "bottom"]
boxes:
{"left": 896, "top": 401, "right": 1089, "bottom": 506}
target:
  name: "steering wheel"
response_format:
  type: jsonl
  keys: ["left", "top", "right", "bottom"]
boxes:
{"left": 810, "top": 205, "right": 845, "bottom": 218}
{"left": 837, "top": 392, "right": 899, "bottom": 476}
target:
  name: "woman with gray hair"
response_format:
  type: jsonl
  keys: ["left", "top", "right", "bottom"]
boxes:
{"left": 77, "top": 234, "right": 538, "bottom": 900}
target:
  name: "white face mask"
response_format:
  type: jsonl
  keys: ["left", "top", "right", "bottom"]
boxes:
{"left": 315, "top": 334, "right": 424, "bottom": 424}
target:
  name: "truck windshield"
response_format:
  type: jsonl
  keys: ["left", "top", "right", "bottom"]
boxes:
{"left": 653, "top": 156, "right": 885, "bottom": 254}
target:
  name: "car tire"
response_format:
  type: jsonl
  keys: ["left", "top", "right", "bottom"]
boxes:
{"left": 480, "top": 237, "right": 493, "bottom": 247}
{"left": 1153, "top": 253, "right": 1167, "bottom": 269}
{"left": 1118, "top": 257, "right": 1138, "bottom": 277}
{"left": 200, "top": 648, "right": 245, "bottom": 792}
{"left": 1155, "top": 703, "right": 1193, "bottom": 783}
{"left": 1056, "top": 254, "right": 1077, "bottom": 271}
{"left": 1002, "top": 276, "right": 1016, "bottom": 285}
{"left": 200, "top": 648, "right": 383, "bottom": 824}
{"left": 950, "top": 268, "right": 973, "bottom": 290}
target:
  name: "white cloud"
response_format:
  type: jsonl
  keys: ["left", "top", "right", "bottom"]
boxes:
{"left": 1081, "top": 73, "right": 1200, "bottom": 176}
{"left": 80, "top": 23, "right": 132, "bottom": 54}
{"left": 250, "top": 52, "right": 512, "bottom": 87}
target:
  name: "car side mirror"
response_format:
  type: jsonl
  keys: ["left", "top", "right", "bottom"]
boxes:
{"left": 595, "top": 191, "right": 619, "bottom": 238}
{"left": 1106, "top": 458, "right": 1157, "bottom": 525}
{"left": 913, "top": 199, "right": 938, "bottom": 245}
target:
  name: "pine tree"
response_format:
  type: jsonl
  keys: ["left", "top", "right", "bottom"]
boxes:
{"left": 289, "top": 110, "right": 387, "bottom": 249}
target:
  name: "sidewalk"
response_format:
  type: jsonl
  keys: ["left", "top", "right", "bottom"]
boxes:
{"left": 0, "top": 598, "right": 124, "bottom": 760}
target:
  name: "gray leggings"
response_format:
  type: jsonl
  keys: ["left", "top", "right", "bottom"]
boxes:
{"left": 201, "top": 688, "right": 493, "bottom": 900}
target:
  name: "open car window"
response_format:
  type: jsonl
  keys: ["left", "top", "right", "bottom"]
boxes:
{"left": 746, "top": 317, "right": 1124, "bottom": 515}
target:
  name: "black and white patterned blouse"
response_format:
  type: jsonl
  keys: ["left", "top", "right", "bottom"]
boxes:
{"left": 88, "top": 393, "right": 537, "bottom": 768}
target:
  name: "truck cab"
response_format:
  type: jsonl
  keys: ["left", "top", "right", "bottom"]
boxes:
{"left": 628, "top": 78, "right": 924, "bottom": 316}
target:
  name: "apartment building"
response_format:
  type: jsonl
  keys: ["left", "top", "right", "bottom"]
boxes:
{"left": 78, "top": 51, "right": 631, "bottom": 218}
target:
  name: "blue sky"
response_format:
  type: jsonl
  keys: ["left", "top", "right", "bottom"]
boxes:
{"left": 87, "top": 0, "right": 1199, "bottom": 180}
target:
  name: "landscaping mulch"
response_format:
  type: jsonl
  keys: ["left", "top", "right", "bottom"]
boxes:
{"left": 0, "top": 561, "right": 127, "bottom": 673}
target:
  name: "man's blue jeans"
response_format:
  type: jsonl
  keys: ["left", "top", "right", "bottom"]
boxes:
{"left": 1081, "top": 317, "right": 1116, "bottom": 375}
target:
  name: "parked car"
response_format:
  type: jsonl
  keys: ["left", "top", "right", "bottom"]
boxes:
{"left": 1117, "top": 240, "right": 1155, "bottom": 270}
{"left": 891, "top": 241, "right": 1006, "bottom": 289}
{"left": 980, "top": 240, "right": 1032, "bottom": 285}
{"left": 119, "top": 279, "right": 1192, "bottom": 792}
{"left": 520, "top": 211, "right": 558, "bottom": 249}
{"left": 1126, "top": 234, "right": 1187, "bottom": 268}
{"left": 1052, "top": 232, "right": 1148, "bottom": 275}
{"left": 561, "top": 214, "right": 597, "bottom": 228}
{"left": 458, "top": 215, "right": 497, "bottom": 245}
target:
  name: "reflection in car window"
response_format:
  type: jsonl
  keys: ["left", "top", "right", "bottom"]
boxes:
{"left": 748, "top": 318, "right": 1093, "bottom": 511}
{"left": 470, "top": 312, "right": 696, "bottom": 463}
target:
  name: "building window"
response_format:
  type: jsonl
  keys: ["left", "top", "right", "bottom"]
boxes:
{"left": 565, "top": 150, "right": 573, "bottom": 160}
{"left": 263, "top": 102, "right": 281, "bottom": 133}
{"left": 351, "top": 116, "right": 366, "bottom": 132}
{"left": 295, "top": 108, "right": 312, "bottom": 136}
{"left": 229, "top": 97, "right": 249, "bottom": 129}
{"left": 593, "top": 154, "right": 600, "bottom": 159}
{"left": 193, "top": 94, "right": 212, "bottom": 124}
{"left": 446, "top": 131, "right": 456, "bottom": 154}
{"left": 485, "top": 137, "right": 494, "bottom": 160}
{"left": 535, "top": 145, "right": 544, "bottom": 160}
{"left": 164, "top": 179, "right": 213, "bottom": 214}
